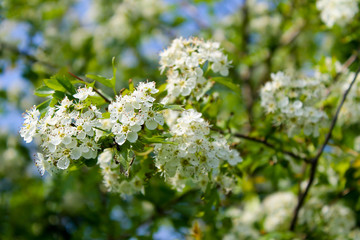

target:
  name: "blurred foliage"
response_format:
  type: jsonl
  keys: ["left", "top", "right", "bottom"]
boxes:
{"left": 1, "top": 0, "right": 360, "bottom": 239}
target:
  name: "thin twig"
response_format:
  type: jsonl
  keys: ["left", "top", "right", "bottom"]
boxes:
{"left": 289, "top": 63, "right": 360, "bottom": 231}
{"left": 213, "top": 127, "right": 309, "bottom": 162}
{"left": 125, "top": 156, "right": 135, "bottom": 177}
{"left": 335, "top": 51, "right": 359, "bottom": 81}
{"left": 68, "top": 71, "right": 112, "bottom": 103}
{"left": 232, "top": 132, "right": 310, "bottom": 163}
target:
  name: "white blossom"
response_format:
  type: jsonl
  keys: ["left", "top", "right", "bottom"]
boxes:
{"left": 317, "top": 0, "right": 359, "bottom": 27}
{"left": 260, "top": 71, "right": 329, "bottom": 137}
{"left": 108, "top": 81, "right": 164, "bottom": 145}
{"left": 154, "top": 109, "right": 242, "bottom": 191}
{"left": 159, "top": 37, "right": 231, "bottom": 101}
{"left": 74, "top": 87, "right": 95, "bottom": 101}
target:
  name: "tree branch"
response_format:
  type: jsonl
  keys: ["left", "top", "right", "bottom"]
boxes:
{"left": 232, "top": 132, "right": 310, "bottom": 163}
{"left": 213, "top": 127, "right": 309, "bottom": 162}
{"left": 68, "top": 72, "right": 112, "bottom": 103}
{"left": 289, "top": 62, "right": 360, "bottom": 231}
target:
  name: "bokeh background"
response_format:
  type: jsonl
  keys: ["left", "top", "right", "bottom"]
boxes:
{"left": 1, "top": 0, "right": 360, "bottom": 239}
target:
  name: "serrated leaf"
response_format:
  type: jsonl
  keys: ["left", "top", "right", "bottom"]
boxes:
{"left": 211, "top": 77, "right": 241, "bottom": 93}
{"left": 86, "top": 74, "right": 113, "bottom": 88}
{"left": 44, "top": 78, "right": 67, "bottom": 92}
{"left": 34, "top": 86, "right": 54, "bottom": 97}
{"left": 56, "top": 74, "right": 76, "bottom": 94}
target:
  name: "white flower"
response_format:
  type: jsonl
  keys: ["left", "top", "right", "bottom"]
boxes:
{"left": 263, "top": 192, "right": 297, "bottom": 231}
{"left": 74, "top": 87, "right": 95, "bottom": 101}
{"left": 34, "top": 152, "right": 47, "bottom": 176}
{"left": 316, "top": 0, "right": 359, "bottom": 28}
{"left": 20, "top": 106, "right": 40, "bottom": 143}
{"left": 21, "top": 94, "right": 103, "bottom": 174}
{"left": 260, "top": 71, "right": 328, "bottom": 137}
{"left": 317, "top": 0, "right": 359, "bottom": 27}
{"left": 160, "top": 37, "right": 232, "bottom": 100}
{"left": 154, "top": 109, "right": 241, "bottom": 191}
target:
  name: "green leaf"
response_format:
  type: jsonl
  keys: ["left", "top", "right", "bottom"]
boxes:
{"left": 56, "top": 74, "right": 76, "bottom": 94}
{"left": 102, "top": 112, "right": 110, "bottom": 118}
{"left": 132, "top": 141, "right": 145, "bottom": 152}
{"left": 83, "top": 158, "right": 97, "bottom": 167}
{"left": 49, "top": 97, "right": 59, "bottom": 107}
{"left": 44, "top": 74, "right": 76, "bottom": 95}
{"left": 49, "top": 91, "right": 66, "bottom": 107}
{"left": 34, "top": 86, "right": 54, "bottom": 97}
{"left": 83, "top": 96, "right": 107, "bottom": 107}
{"left": 211, "top": 77, "right": 241, "bottom": 93}
{"left": 153, "top": 103, "right": 183, "bottom": 111}
{"left": 36, "top": 99, "right": 51, "bottom": 116}
{"left": 164, "top": 104, "right": 184, "bottom": 111}
{"left": 129, "top": 79, "right": 134, "bottom": 92}
{"left": 44, "top": 78, "right": 67, "bottom": 92}
{"left": 86, "top": 74, "right": 113, "bottom": 88}
{"left": 141, "top": 135, "right": 173, "bottom": 144}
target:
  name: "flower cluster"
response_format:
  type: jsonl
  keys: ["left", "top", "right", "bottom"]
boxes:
{"left": 298, "top": 189, "right": 358, "bottom": 238}
{"left": 159, "top": 37, "right": 231, "bottom": 101}
{"left": 20, "top": 87, "right": 102, "bottom": 175}
{"left": 262, "top": 192, "right": 297, "bottom": 231}
{"left": 222, "top": 192, "right": 297, "bottom": 239}
{"left": 316, "top": 0, "right": 359, "bottom": 28}
{"left": 154, "top": 109, "right": 242, "bottom": 191}
{"left": 260, "top": 71, "right": 328, "bottom": 137}
{"left": 108, "top": 82, "right": 164, "bottom": 145}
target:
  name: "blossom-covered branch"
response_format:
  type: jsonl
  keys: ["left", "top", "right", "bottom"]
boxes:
{"left": 289, "top": 62, "right": 360, "bottom": 231}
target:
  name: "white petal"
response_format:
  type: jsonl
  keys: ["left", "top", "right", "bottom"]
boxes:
{"left": 77, "top": 131, "right": 86, "bottom": 140}
{"left": 62, "top": 135, "right": 72, "bottom": 145}
{"left": 48, "top": 143, "right": 56, "bottom": 153}
{"left": 154, "top": 114, "right": 164, "bottom": 125}
{"left": 127, "top": 132, "right": 138, "bottom": 143}
{"left": 145, "top": 119, "right": 158, "bottom": 130}
{"left": 71, "top": 147, "right": 82, "bottom": 160}
{"left": 131, "top": 124, "right": 141, "bottom": 132}
{"left": 57, "top": 157, "right": 70, "bottom": 170}
{"left": 115, "top": 134, "right": 126, "bottom": 145}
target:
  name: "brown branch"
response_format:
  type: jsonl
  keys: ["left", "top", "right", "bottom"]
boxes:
{"left": 289, "top": 62, "right": 360, "bottom": 231}
{"left": 334, "top": 51, "right": 359, "bottom": 82}
{"left": 68, "top": 71, "right": 112, "bottom": 103}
